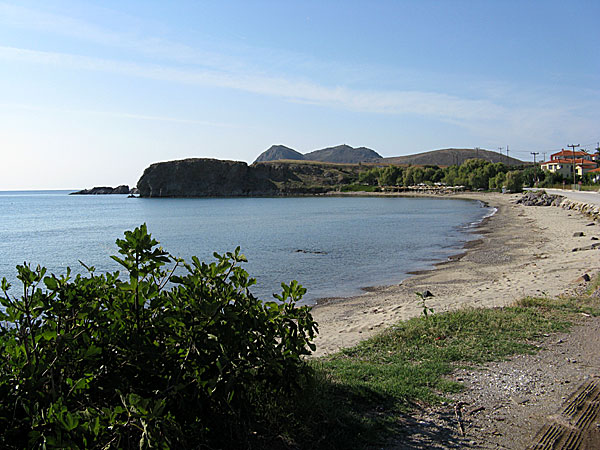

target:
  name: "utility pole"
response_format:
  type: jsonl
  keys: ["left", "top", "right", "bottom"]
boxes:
{"left": 568, "top": 144, "right": 580, "bottom": 186}
{"left": 475, "top": 147, "right": 479, "bottom": 159}
{"left": 531, "top": 152, "right": 539, "bottom": 186}
{"left": 542, "top": 152, "right": 546, "bottom": 163}
{"left": 506, "top": 145, "right": 510, "bottom": 165}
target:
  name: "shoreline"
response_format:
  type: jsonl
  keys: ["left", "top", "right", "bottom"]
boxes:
{"left": 312, "top": 191, "right": 494, "bottom": 304}
{"left": 312, "top": 202, "right": 489, "bottom": 307}
{"left": 310, "top": 191, "right": 600, "bottom": 357}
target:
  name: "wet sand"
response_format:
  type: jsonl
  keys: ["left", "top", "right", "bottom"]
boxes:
{"left": 311, "top": 192, "right": 600, "bottom": 357}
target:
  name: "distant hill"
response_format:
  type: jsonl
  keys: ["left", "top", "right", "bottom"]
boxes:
{"left": 304, "top": 144, "right": 383, "bottom": 164}
{"left": 254, "top": 144, "right": 382, "bottom": 164}
{"left": 254, "top": 145, "right": 306, "bottom": 163}
{"left": 380, "top": 148, "right": 523, "bottom": 166}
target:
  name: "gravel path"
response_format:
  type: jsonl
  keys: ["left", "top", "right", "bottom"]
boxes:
{"left": 384, "top": 300, "right": 600, "bottom": 449}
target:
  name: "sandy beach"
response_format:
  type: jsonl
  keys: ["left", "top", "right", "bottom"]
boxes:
{"left": 311, "top": 192, "right": 600, "bottom": 357}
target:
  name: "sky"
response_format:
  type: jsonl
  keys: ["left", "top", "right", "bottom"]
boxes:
{"left": 1, "top": 0, "right": 599, "bottom": 190}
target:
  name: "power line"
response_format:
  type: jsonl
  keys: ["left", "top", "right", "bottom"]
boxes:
{"left": 568, "top": 144, "right": 580, "bottom": 185}
{"left": 531, "top": 152, "right": 539, "bottom": 185}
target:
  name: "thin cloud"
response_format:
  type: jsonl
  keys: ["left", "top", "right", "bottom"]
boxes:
{"left": 0, "top": 102, "right": 243, "bottom": 128}
{"left": 0, "top": 45, "right": 507, "bottom": 121}
{"left": 0, "top": 2, "right": 249, "bottom": 72}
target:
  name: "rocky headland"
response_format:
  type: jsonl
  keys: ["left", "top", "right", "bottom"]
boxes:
{"left": 136, "top": 158, "right": 363, "bottom": 197}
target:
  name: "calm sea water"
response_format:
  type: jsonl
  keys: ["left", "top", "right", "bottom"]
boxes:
{"left": 0, "top": 191, "right": 491, "bottom": 303}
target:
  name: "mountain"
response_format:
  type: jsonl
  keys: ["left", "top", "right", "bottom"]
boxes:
{"left": 304, "top": 145, "right": 382, "bottom": 163}
{"left": 254, "top": 145, "right": 306, "bottom": 163}
{"left": 380, "top": 148, "right": 523, "bottom": 166}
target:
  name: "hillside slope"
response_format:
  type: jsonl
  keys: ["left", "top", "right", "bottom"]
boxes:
{"left": 381, "top": 148, "right": 523, "bottom": 166}
{"left": 304, "top": 144, "right": 382, "bottom": 163}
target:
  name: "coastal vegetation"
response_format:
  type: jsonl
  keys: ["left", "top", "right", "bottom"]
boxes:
{"left": 0, "top": 225, "right": 317, "bottom": 449}
{"left": 2, "top": 224, "right": 599, "bottom": 448}
{"left": 358, "top": 159, "right": 526, "bottom": 191}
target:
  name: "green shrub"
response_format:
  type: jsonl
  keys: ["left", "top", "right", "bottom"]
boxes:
{"left": 504, "top": 170, "right": 524, "bottom": 193}
{"left": 0, "top": 224, "right": 317, "bottom": 449}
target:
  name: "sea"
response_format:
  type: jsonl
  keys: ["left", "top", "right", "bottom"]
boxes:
{"left": 0, "top": 191, "right": 493, "bottom": 304}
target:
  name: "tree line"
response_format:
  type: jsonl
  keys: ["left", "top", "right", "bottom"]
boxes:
{"left": 357, "top": 158, "right": 579, "bottom": 192}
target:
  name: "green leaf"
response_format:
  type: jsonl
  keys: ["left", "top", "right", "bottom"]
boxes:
{"left": 43, "top": 276, "right": 58, "bottom": 290}
{"left": 41, "top": 330, "right": 57, "bottom": 341}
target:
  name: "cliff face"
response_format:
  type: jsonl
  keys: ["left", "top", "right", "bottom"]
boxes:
{"left": 137, "top": 158, "right": 363, "bottom": 197}
{"left": 137, "top": 158, "right": 280, "bottom": 197}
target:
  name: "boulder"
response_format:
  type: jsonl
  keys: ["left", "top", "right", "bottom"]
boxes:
{"left": 516, "top": 191, "right": 563, "bottom": 207}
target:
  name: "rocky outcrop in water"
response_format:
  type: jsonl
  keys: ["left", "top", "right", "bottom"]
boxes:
{"left": 136, "top": 158, "right": 363, "bottom": 197}
{"left": 70, "top": 185, "right": 132, "bottom": 195}
{"left": 137, "top": 159, "right": 276, "bottom": 197}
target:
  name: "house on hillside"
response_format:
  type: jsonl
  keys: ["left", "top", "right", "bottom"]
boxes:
{"left": 540, "top": 149, "right": 598, "bottom": 178}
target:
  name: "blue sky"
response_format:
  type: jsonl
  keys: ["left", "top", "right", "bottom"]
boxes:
{"left": 1, "top": 0, "right": 599, "bottom": 189}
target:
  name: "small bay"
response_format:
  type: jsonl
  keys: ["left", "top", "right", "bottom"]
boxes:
{"left": 0, "top": 191, "right": 491, "bottom": 303}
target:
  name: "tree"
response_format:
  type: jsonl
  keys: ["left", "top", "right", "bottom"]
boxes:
{"left": 379, "top": 165, "right": 402, "bottom": 186}
{"left": 504, "top": 170, "right": 524, "bottom": 193}
{"left": 488, "top": 172, "right": 506, "bottom": 191}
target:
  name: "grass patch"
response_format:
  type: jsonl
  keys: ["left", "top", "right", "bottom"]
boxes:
{"left": 279, "top": 295, "right": 600, "bottom": 449}
{"left": 581, "top": 185, "right": 600, "bottom": 192}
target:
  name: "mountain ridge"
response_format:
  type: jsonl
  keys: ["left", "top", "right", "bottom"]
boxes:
{"left": 254, "top": 145, "right": 523, "bottom": 166}
{"left": 253, "top": 144, "right": 382, "bottom": 164}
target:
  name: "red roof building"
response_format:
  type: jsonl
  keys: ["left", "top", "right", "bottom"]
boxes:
{"left": 541, "top": 149, "right": 598, "bottom": 177}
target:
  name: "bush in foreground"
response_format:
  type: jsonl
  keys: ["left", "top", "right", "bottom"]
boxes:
{"left": 0, "top": 225, "right": 317, "bottom": 449}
